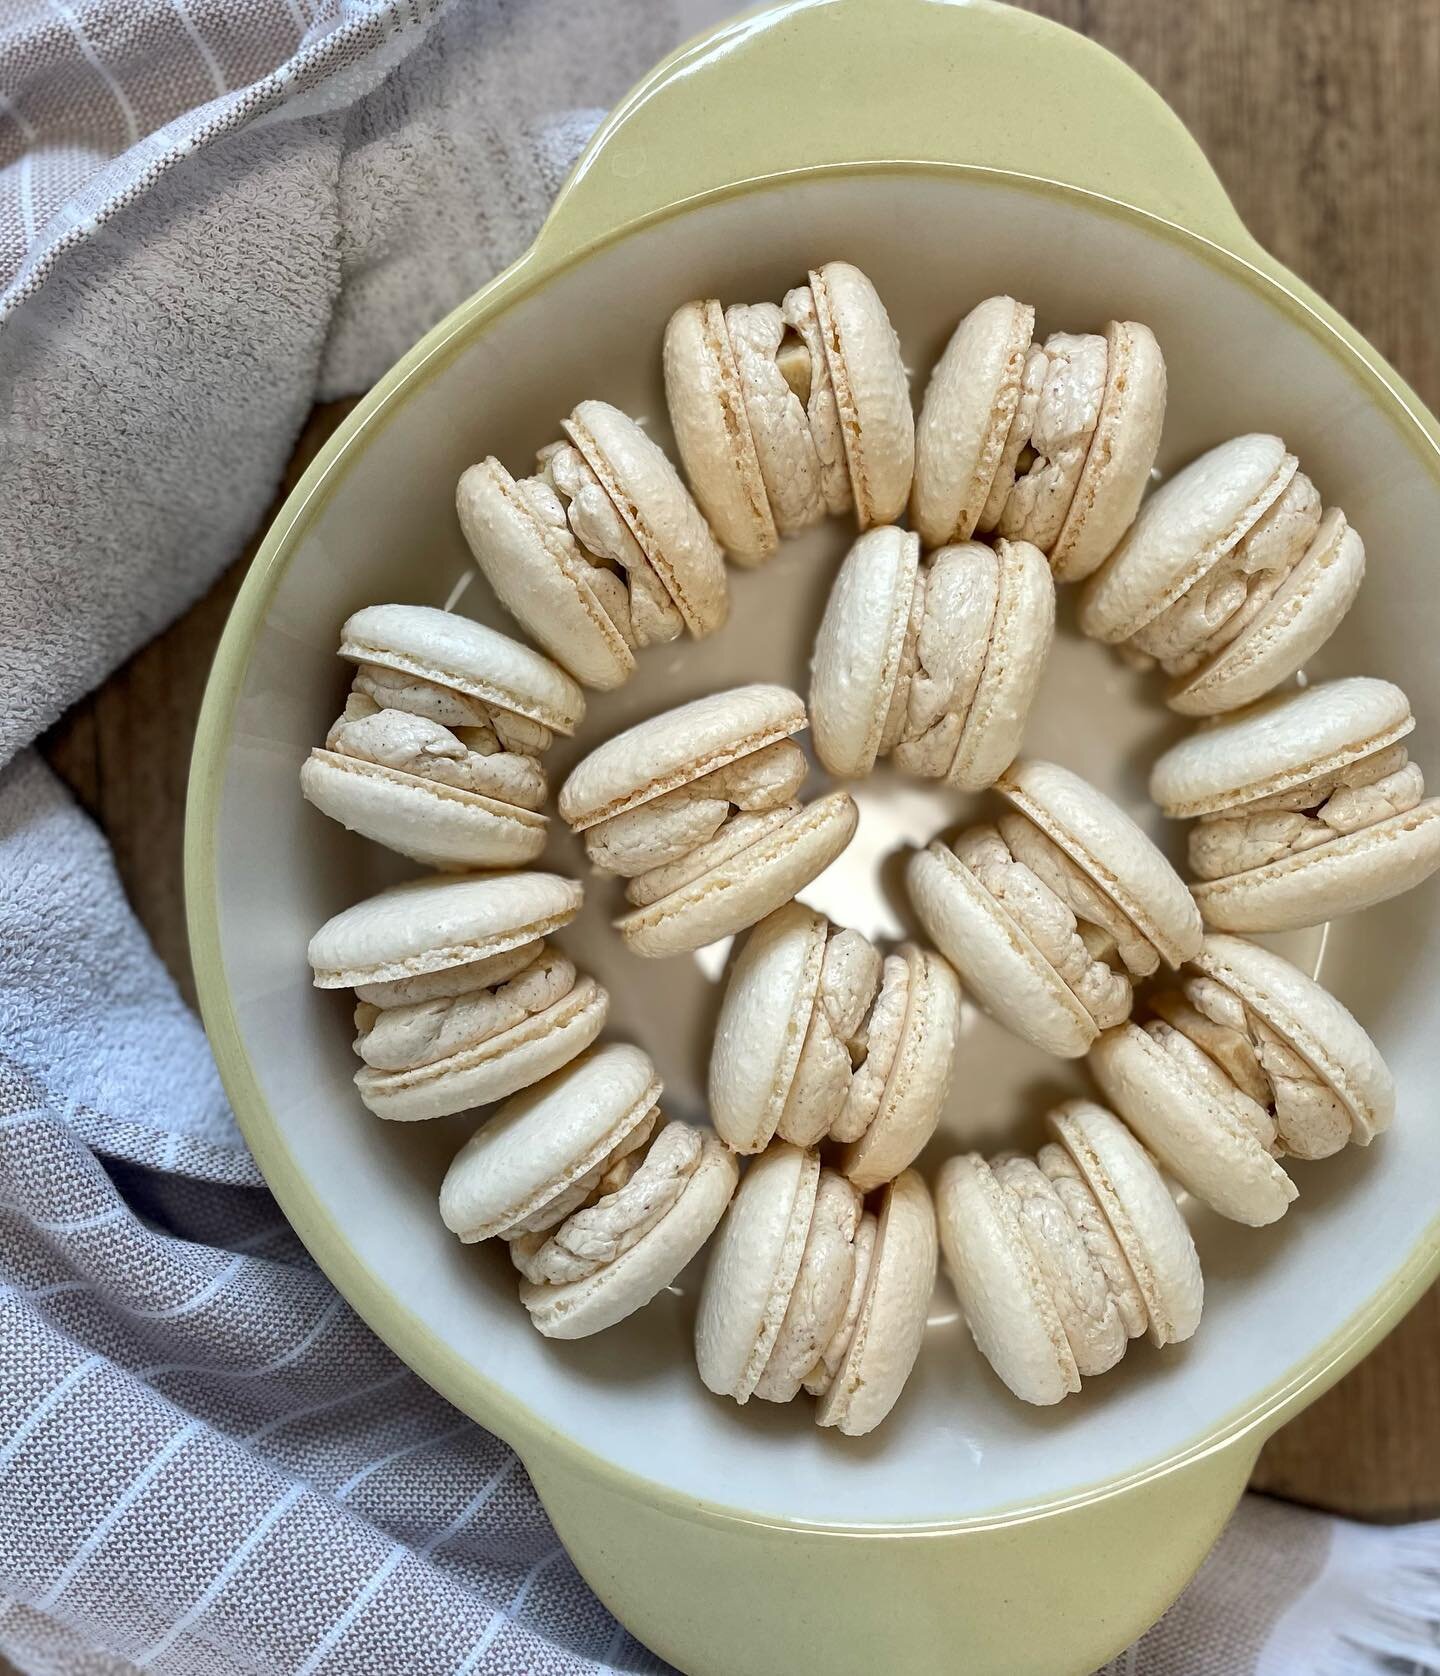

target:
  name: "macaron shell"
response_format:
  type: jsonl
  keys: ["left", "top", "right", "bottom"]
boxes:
{"left": 816, "top": 1169, "right": 937, "bottom": 1435}
{"left": 1079, "top": 433, "right": 1294, "bottom": 645}
{"left": 354, "top": 976, "right": 609, "bottom": 1122}
{"left": 1050, "top": 320, "right": 1168, "bottom": 584}
{"left": 936, "top": 1153, "right": 1080, "bottom": 1406}
{"left": 906, "top": 841, "right": 1097, "bottom": 1058}
{"left": 565, "top": 398, "right": 729, "bottom": 638}
{"left": 299, "top": 751, "right": 547, "bottom": 871}
{"left": 438, "top": 1044, "right": 661, "bottom": 1243}
{"left": 812, "top": 261, "right": 914, "bottom": 529}
{"left": 1087, "top": 1023, "right": 1297, "bottom": 1226}
{"left": 709, "top": 903, "right": 828, "bottom": 1154}
{"left": 949, "top": 538, "right": 1056, "bottom": 793}
{"left": 999, "top": 759, "right": 1203, "bottom": 968}
{"left": 307, "top": 871, "right": 583, "bottom": 989}
{"left": 1168, "top": 511, "right": 1366, "bottom": 716}
{"left": 910, "top": 295, "right": 1035, "bottom": 550}
{"left": 662, "top": 299, "right": 778, "bottom": 564}
{"left": 809, "top": 526, "right": 921, "bottom": 778}
{"left": 340, "top": 603, "right": 585, "bottom": 734}
{"left": 695, "top": 1142, "right": 822, "bottom": 1402}
{"left": 1049, "top": 1100, "right": 1203, "bottom": 1346}
{"left": 617, "top": 791, "right": 859, "bottom": 959}
{"left": 520, "top": 1132, "right": 739, "bottom": 1339}
{"left": 1149, "top": 677, "right": 1415, "bottom": 819}
{"left": 837, "top": 947, "right": 962, "bottom": 1192}
{"left": 559, "top": 683, "right": 807, "bottom": 830}
{"left": 1192, "top": 799, "right": 1440, "bottom": 933}
{"left": 1190, "top": 935, "right": 1394, "bottom": 1142}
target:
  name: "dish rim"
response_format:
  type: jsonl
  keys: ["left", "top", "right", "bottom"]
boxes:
{"left": 185, "top": 156, "right": 1440, "bottom": 1539}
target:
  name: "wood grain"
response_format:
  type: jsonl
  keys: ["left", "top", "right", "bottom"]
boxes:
{"left": 38, "top": 1, "right": 1440, "bottom": 1521}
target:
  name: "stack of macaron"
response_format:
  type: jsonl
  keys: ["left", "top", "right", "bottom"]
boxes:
{"left": 909, "top": 296, "right": 1167, "bottom": 580}
{"left": 937, "top": 1102, "right": 1203, "bottom": 1405}
{"left": 696, "top": 1146, "right": 937, "bottom": 1435}
{"left": 906, "top": 760, "right": 1204, "bottom": 1057}
{"left": 709, "top": 903, "right": 963, "bottom": 1190}
{"left": 1149, "top": 677, "right": 1440, "bottom": 932}
{"left": 808, "top": 526, "right": 1056, "bottom": 791}
{"left": 457, "top": 400, "right": 728, "bottom": 690}
{"left": 556, "top": 684, "right": 859, "bottom": 959}
{"left": 1088, "top": 934, "right": 1396, "bottom": 1227}
{"left": 300, "top": 604, "right": 582, "bottom": 869}
{"left": 308, "top": 872, "right": 607, "bottom": 1120}
{"left": 440, "top": 1045, "right": 740, "bottom": 1340}
{"left": 1079, "top": 434, "right": 1366, "bottom": 714}
{"left": 663, "top": 261, "right": 914, "bottom": 562}
{"left": 292, "top": 260, "right": 1436, "bottom": 1436}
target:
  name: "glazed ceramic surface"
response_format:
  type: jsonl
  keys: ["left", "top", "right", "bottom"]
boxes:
{"left": 187, "top": 1, "right": 1440, "bottom": 1668}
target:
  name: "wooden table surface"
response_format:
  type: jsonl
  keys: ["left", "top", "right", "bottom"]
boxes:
{"left": 39, "top": 0, "right": 1440, "bottom": 1523}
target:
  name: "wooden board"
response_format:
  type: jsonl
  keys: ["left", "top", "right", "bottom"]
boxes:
{"left": 39, "top": 0, "right": 1440, "bottom": 1522}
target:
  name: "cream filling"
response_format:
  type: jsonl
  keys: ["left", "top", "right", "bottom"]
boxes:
{"left": 502, "top": 1107, "right": 661, "bottom": 1240}
{"left": 753, "top": 1169, "right": 861, "bottom": 1403}
{"left": 995, "top": 332, "right": 1108, "bottom": 551}
{"left": 623, "top": 805, "right": 801, "bottom": 909}
{"left": 1143, "top": 1019, "right": 1280, "bottom": 1154}
{"left": 776, "top": 928, "right": 883, "bottom": 1147}
{"left": 355, "top": 943, "right": 542, "bottom": 1010}
{"left": 780, "top": 285, "right": 853, "bottom": 517}
{"left": 325, "top": 674, "right": 548, "bottom": 809}
{"left": 352, "top": 945, "right": 575, "bottom": 1073}
{"left": 830, "top": 952, "right": 909, "bottom": 1144}
{"left": 725, "top": 300, "right": 828, "bottom": 536}
{"left": 993, "top": 1153, "right": 1128, "bottom": 1378}
{"left": 580, "top": 740, "right": 808, "bottom": 902}
{"left": 508, "top": 1119, "right": 702, "bottom": 1286}
{"left": 998, "top": 812, "right": 1160, "bottom": 979}
{"left": 1035, "top": 1142, "right": 1148, "bottom": 1340}
{"left": 882, "top": 546, "right": 999, "bottom": 779}
{"left": 1128, "top": 471, "right": 1322, "bottom": 672}
{"left": 803, "top": 1211, "right": 877, "bottom": 1398}
{"left": 954, "top": 818, "right": 1154, "bottom": 1029}
{"left": 977, "top": 342, "right": 1047, "bottom": 534}
{"left": 1150, "top": 975, "right": 1353, "bottom": 1159}
{"left": 355, "top": 665, "right": 551, "bottom": 749}
{"left": 514, "top": 441, "right": 682, "bottom": 650}
{"left": 1188, "top": 746, "right": 1424, "bottom": 881}
{"left": 776, "top": 930, "right": 918, "bottom": 1153}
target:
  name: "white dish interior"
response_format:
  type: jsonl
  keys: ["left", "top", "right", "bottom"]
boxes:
{"left": 210, "top": 171, "right": 1440, "bottom": 1525}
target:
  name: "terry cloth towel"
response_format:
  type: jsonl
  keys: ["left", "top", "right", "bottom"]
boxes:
{"left": 0, "top": 2, "right": 1437, "bottom": 1672}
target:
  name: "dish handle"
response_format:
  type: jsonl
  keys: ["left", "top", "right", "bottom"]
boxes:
{"left": 526, "top": 1434, "right": 1258, "bottom": 1675}
{"left": 533, "top": 0, "right": 1257, "bottom": 265}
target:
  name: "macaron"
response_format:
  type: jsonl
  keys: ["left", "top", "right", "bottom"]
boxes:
{"left": 906, "top": 760, "right": 1203, "bottom": 1057}
{"left": 558, "top": 684, "right": 859, "bottom": 958}
{"left": 308, "top": 871, "right": 607, "bottom": 1121}
{"left": 1088, "top": 933, "right": 1395, "bottom": 1224}
{"left": 300, "top": 603, "right": 583, "bottom": 870}
{"left": 1079, "top": 434, "right": 1366, "bottom": 714}
{"left": 440, "top": 1043, "right": 738, "bottom": 1338}
{"left": 695, "top": 1144, "right": 937, "bottom": 1436}
{"left": 809, "top": 527, "right": 1055, "bottom": 790}
{"left": 456, "top": 399, "right": 728, "bottom": 690}
{"left": 935, "top": 1101, "right": 1202, "bottom": 1406}
{"left": 709, "top": 902, "right": 963, "bottom": 1189}
{"left": 1150, "top": 677, "right": 1440, "bottom": 933}
{"left": 910, "top": 297, "right": 1166, "bottom": 581}
{"left": 663, "top": 260, "right": 914, "bottom": 563}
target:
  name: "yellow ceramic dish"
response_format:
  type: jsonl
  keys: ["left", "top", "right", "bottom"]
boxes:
{"left": 185, "top": 3, "right": 1440, "bottom": 1672}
